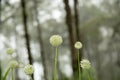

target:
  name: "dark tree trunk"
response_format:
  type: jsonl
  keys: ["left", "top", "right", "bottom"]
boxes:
{"left": 63, "top": 0, "right": 78, "bottom": 79}
{"left": 74, "top": 0, "right": 82, "bottom": 70}
{"left": 20, "top": 0, "right": 34, "bottom": 79}
{"left": 33, "top": 0, "right": 47, "bottom": 80}
{"left": 21, "top": 0, "right": 33, "bottom": 65}
{"left": 74, "top": 0, "right": 80, "bottom": 41}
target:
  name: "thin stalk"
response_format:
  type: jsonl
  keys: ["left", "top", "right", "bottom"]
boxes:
{"left": 3, "top": 67, "right": 11, "bottom": 80}
{"left": 85, "top": 69, "right": 91, "bottom": 80}
{"left": 30, "top": 75, "right": 33, "bottom": 80}
{"left": 0, "top": 62, "right": 2, "bottom": 80}
{"left": 54, "top": 47, "right": 58, "bottom": 80}
{"left": 12, "top": 69, "right": 14, "bottom": 80}
{"left": 78, "top": 50, "right": 80, "bottom": 80}
{"left": 90, "top": 67, "right": 97, "bottom": 80}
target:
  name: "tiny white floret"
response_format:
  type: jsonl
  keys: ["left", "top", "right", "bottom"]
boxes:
{"left": 74, "top": 41, "right": 82, "bottom": 49}
{"left": 80, "top": 59, "right": 91, "bottom": 69}
{"left": 6, "top": 48, "right": 14, "bottom": 55}
{"left": 24, "top": 64, "right": 34, "bottom": 75}
{"left": 49, "top": 35, "right": 63, "bottom": 47}
{"left": 9, "top": 60, "right": 18, "bottom": 68}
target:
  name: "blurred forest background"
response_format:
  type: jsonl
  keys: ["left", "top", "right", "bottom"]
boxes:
{"left": 0, "top": 0, "right": 120, "bottom": 80}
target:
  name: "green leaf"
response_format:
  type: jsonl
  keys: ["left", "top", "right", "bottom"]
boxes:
{"left": 3, "top": 67, "right": 11, "bottom": 80}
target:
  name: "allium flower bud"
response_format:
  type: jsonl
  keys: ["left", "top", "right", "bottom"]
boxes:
{"left": 9, "top": 60, "right": 18, "bottom": 68}
{"left": 49, "top": 35, "right": 63, "bottom": 47}
{"left": 80, "top": 59, "right": 91, "bottom": 69}
{"left": 74, "top": 41, "right": 82, "bottom": 49}
{"left": 24, "top": 64, "right": 34, "bottom": 75}
{"left": 6, "top": 48, "right": 14, "bottom": 55}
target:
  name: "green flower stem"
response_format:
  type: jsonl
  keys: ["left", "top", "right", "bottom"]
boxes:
{"left": 78, "top": 50, "right": 82, "bottom": 80}
{"left": 3, "top": 67, "right": 11, "bottom": 80}
{"left": 85, "top": 70, "right": 91, "bottom": 80}
{"left": 54, "top": 47, "right": 58, "bottom": 80}
{"left": 30, "top": 75, "right": 33, "bottom": 80}
{"left": 0, "top": 63, "right": 2, "bottom": 80}
{"left": 90, "top": 67, "right": 97, "bottom": 80}
{"left": 78, "top": 50, "right": 80, "bottom": 80}
{"left": 12, "top": 69, "right": 14, "bottom": 80}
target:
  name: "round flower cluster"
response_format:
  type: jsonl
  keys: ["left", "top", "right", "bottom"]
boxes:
{"left": 49, "top": 35, "right": 63, "bottom": 47}
{"left": 6, "top": 48, "right": 14, "bottom": 55}
{"left": 9, "top": 60, "right": 18, "bottom": 68}
{"left": 24, "top": 64, "right": 34, "bottom": 75}
{"left": 74, "top": 41, "right": 82, "bottom": 49}
{"left": 80, "top": 59, "right": 91, "bottom": 69}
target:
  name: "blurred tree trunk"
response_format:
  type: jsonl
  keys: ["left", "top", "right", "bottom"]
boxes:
{"left": 20, "top": 0, "right": 34, "bottom": 79}
{"left": 63, "top": 0, "right": 78, "bottom": 79}
{"left": 112, "top": 22, "right": 120, "bottom": 67}
{"left": 74, "top": 0, "right": 80, "bottom": 41}
{"left": 33, "top": 0, "right": 47, "bottom": 80}
{"left": 21, "top": 0, "right": 33, "bottom": 65}
{"left": 74, "top": 0, "right": 82, "bottom": 69}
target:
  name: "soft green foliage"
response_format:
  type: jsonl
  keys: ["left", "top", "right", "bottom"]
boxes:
{"left": 2, "top": 38, "right": 95, "bottom": 80}
{"left": 3, "top": 48, "right": 34, "bottom": 80}
{"left": 3, "top": 48, "right": 20, "bottom": 80}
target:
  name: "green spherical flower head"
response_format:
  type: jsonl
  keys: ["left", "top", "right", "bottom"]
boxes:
{"left": 49, "top": 35, "right": 63, "bottom": 47}
{"left": 24, "top": 64, "right": 34, "bottom": 75}
{"left": 74, "top": 41, "right": 82, "bottom": 49}
{"left": 80, "top": 59, "right": 91, "bottom": 69}
{"left": 9, "top": 60, "right": 18, "bottom": 68}
{"left": 6, "top": 48, "right": 14, "bottom": 55}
